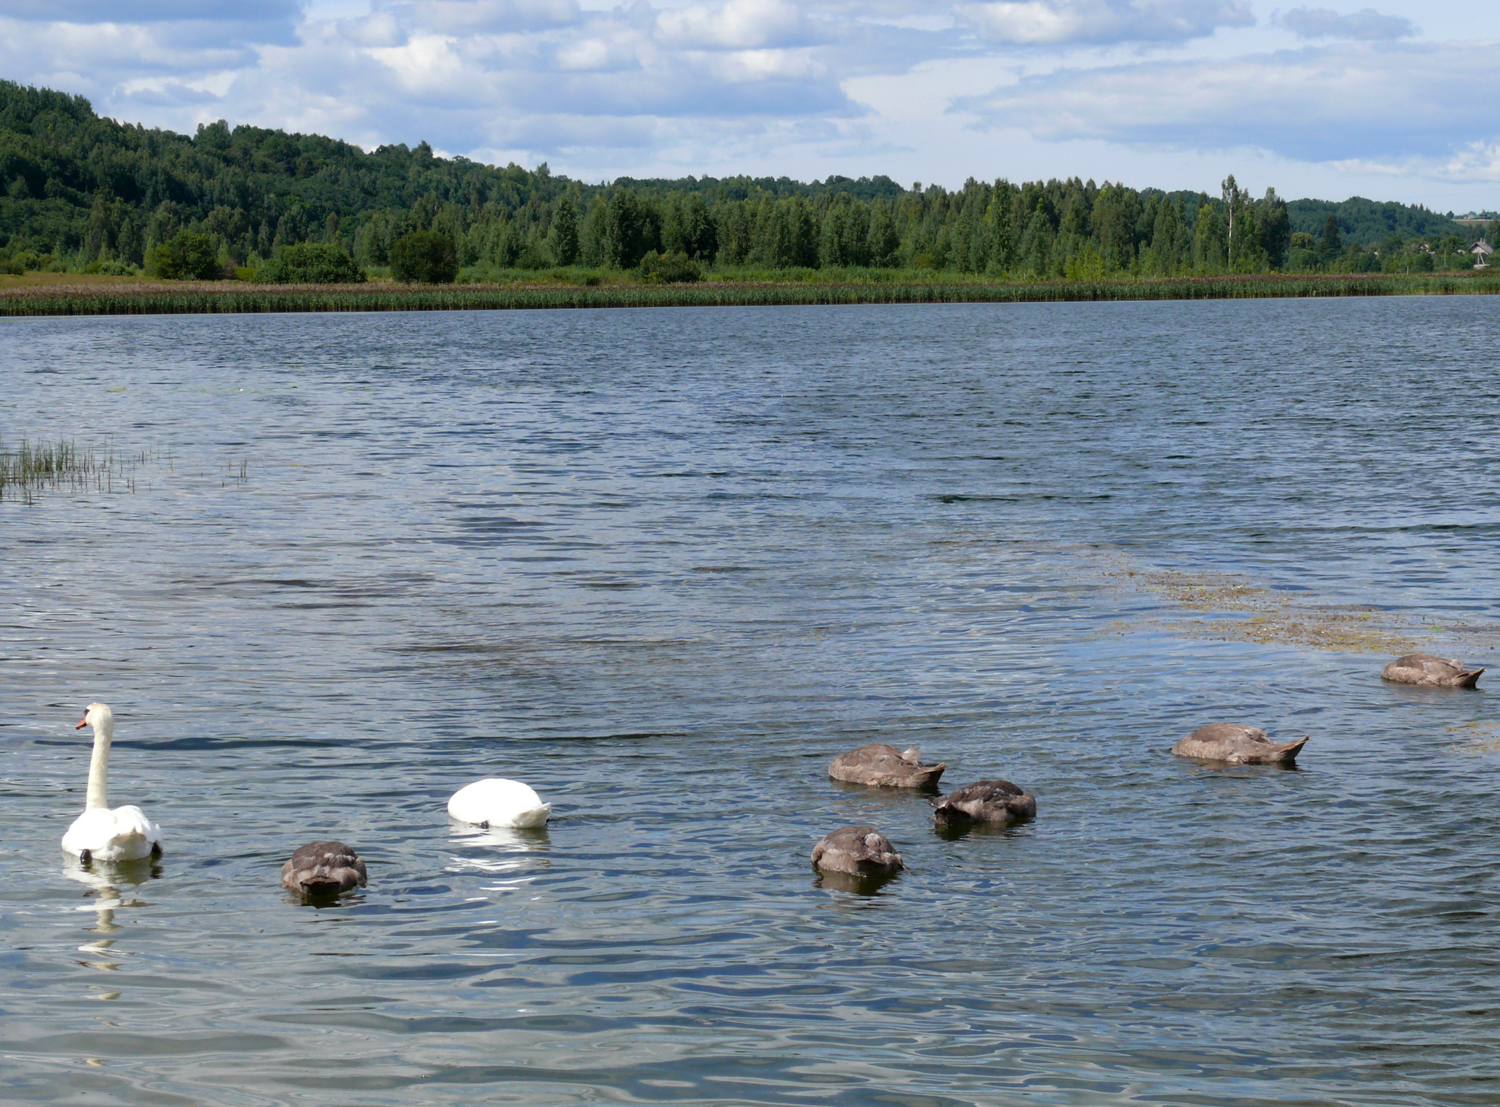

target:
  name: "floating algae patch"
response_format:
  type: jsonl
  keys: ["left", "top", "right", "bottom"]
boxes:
{"left": 1445, "top": 720, "right": 1500, "bottom": 756}
{"left": 1099, "top": 564, "right": 1498, "bottom": 656}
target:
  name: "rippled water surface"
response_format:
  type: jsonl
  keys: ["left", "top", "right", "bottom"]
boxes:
{"left": 3, "top": 298, "right": 1499, "bottom": 1106}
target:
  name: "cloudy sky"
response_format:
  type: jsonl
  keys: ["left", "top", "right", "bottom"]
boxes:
{"left": 1, "top": 0, "right": 1495, "bottom": 208}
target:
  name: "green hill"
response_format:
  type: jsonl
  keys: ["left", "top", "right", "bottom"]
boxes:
{"left": 1286, "top": 198, "right": 1469, "bottom": 247}
{"left": 0, "top": 80, "right": 567, "bottom": 265}
{"left": 0, "top": 78, "right": 1482, "bottom": 280}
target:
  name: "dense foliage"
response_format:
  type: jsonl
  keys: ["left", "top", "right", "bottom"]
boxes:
{"left": 1286, "top": 198, "right": 1468, "bottom": 245}
{"left": 145, "top": 230, "right": 219, "bottom": 280}
{"left": 389, "top": 229, "right": 458, "bottom": 283}
{"left": 255, "top": 242, "right": 364, "bottom": 284}
{"left": 637, "top": 251, "right": 702, "bottom": 283}
{"left": 0, "top": 79, "right": 1486, "bottom": 282}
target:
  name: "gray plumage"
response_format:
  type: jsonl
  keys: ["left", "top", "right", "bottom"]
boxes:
{"left": 1381, "top": 653, "right": 1484, "bottom": 688}
{"left": 932, "top": 779, "right": 1037, "bottom": 826}
{"left": 281, "top": 841, "right": 367, "bottom": 895}
{"left": 828, "top": 743, "right": 946, "bottom": 788}
{"left": 810, "top": 825, "right": 904, "bottom": 877}
{"left": 1171, "top": 723, "right": 1308, "bottom": 766}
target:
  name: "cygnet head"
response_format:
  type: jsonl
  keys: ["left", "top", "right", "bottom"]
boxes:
{"left": 76, "top": 703, "right": 113, "bottom": 734}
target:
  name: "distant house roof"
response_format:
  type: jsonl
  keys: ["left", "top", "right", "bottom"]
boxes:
{"left": 1473, "top": 240, "right": 1494, "bottom": 256}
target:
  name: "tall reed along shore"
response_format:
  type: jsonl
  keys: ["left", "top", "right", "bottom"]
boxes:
{"left": 2, "top": 271, "right": 1497, "bottom": 316}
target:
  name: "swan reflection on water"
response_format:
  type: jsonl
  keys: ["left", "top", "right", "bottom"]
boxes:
{"left": 63, "top": 856, "right": 161, "bottom": 975}
{"left": 812, "top": 869, "right": 902, "bottom": 898}
{"left": 448, "top": 820, "right": 551, "bottom": 851}
{"left": 446, "top": 821, "right": 551, "bottom": 881}
{"left": 932, "top": 818, "right": 1035, "bottom": 844}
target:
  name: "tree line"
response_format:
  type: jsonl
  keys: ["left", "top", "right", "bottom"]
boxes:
{"left": 0, "top": 80, "right": 1485, "bottom": 282}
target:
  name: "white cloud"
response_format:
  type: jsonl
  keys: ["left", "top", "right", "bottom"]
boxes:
{"left": 1278, "top": 7, "right": 1415, "bottom": 41}
{"left": 410, "top": 0, "right": 582, "bottom": 33}
{"left": 0, "top": 0, "right": 305, "bottom": 54}
{"left": 960, "top": 0, "right": 1252, "bottom": 45}
{"left": 554, "top": 33, "right": 640, "bottom": 71}
{"left": 1, "top": 0, "right": 1496, "bottom": 205}
{"left": 655, "top": 0, "right": 819, "bottom": 49}
{"left": 1444, "top": 141, "right": 1500, "bottom": 183}
{"left": 711, "top": 46, "right": 825, "bottom": 80}
{"left": 338, "top": 10, "right": 405, "bottom": 46}
{"left": 0, "top": 18, "right": 257, "bottom": 82}
{"left": 955, "top": 42, "right": 1500, "bottom": 167}
{"left": 366, "top": 33, "right": 473, "bottom": 89}
{"left": 0, "top": 0, "right": 303, "bottom": 20}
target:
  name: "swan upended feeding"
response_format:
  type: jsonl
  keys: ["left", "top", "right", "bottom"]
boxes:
{"left": 932, "top": 779, "right": 1037, "bottom": 827}
{"left": 810, "top": 825, "right": 905, "bottom": 877}
{"left": 1380, "top": 653, "right": 1484, "bottom": 688}
{"left": 1171, "top": 723, "right": 1309, "bottom": 766}
{"left": 447, "top": 778, "right": 551, "bottom": 829}
{"left": 282, "top": 841, "right": 367, "bottom": 896}
{"left": 827, "top": 744, "right": 946, "bottom": 788}
{"left": 61, "top": 703, "right": 163, "bottom": 864}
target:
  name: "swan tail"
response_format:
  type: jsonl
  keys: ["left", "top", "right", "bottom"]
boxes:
{"left": 1270, "top": 736, "right": 1310, "bottom": 765}
{"left": 508, "top": 803, "right": 551, "bottom": 829}
{"left": 61, "top": 806, "right": 161, "bottom": 862}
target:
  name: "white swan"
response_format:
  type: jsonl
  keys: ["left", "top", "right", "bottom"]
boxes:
{"left": 61, "top": 703, "right": 162, "bottom": 863}
{"left": 448, "top": 778, "right": 550, "bottom": 829}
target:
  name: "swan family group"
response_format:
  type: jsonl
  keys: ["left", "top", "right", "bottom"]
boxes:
{"left": 62, "top": 703, "right": 549, "bottom": 897}
{"left": 60, "top": 651, "right": 1483, "bottom": 895}
{"left": 812, "top": 652, "right": 1484, "bottom": 880}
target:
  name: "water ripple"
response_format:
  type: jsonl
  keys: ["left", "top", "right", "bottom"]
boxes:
{"left": 2, "top": 299, "right": 1499, "bottom": 1106}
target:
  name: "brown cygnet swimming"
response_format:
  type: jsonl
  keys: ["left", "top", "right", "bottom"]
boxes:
{"left": 810, "top": 825, "right": 904, "bottom": 877}
{"left": 1172, "top": 723, "right": 1308, "bottom": 766}
{"left": 1380, "top": 653, "right": 1484, "bottom": 688}
{"left": 281, "top": 841, "right": 367, "bottom": 896}
{"left": 932, "top": 779, "right": 1037, "bottom": 826}
{"left": 828, "top": 743, "right": 946, "bottom": 788}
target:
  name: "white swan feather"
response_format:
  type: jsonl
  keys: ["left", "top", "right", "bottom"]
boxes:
{"left": 62, "top": 804, "right": 162, "bottom": 862}
{"left": 448, "top": 778, "right": 550, "bottom": 829}
{"left": 62, "top": 703, "right": 163, "bottom": 863}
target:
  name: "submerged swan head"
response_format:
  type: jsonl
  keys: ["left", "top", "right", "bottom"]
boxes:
{"left": 448, "top": 778, "right": 551, "bottom": 829}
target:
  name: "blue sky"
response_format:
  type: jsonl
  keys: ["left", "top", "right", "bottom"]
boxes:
{"left": 1, "top": 0, "right": 1495, "bottom": 208}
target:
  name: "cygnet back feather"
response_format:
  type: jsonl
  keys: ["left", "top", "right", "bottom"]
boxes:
{"left": 282, "top": 840, "right": 367, "bottom": 896}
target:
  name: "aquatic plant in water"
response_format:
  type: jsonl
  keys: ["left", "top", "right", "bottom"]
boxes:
{"left": 0, "top": 439, "right": 154, "bottom": 504}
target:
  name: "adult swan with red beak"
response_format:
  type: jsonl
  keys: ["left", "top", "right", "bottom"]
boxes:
{"left": 61, "top": 703, "right": 163, "bottom": 864}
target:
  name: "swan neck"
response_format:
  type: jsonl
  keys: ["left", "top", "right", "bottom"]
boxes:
{"left": 85, "top": 720, "right": 111, "bottom": 810}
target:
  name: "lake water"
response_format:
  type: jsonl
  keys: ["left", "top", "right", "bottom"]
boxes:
{"left": 2, "top": 298, "right": 1498, "bottom": 1106}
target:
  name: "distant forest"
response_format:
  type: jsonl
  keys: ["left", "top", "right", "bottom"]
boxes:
{"left": 0, "top": 79, "right": 1491, "bottom": 281}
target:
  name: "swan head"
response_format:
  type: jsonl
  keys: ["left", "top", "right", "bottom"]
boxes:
{"left": 76, "top": 703, "right": 113, "bottom": 736}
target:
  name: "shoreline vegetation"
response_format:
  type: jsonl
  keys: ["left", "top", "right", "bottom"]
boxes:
{"left": 5, "top": 80, "right": 1496, "bottom": 304}
{"left": 1, "top": 270, "right": 1497, "bottom": 316}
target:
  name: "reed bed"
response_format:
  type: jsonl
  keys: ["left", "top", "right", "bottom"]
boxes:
{"left": 0, "top": 439, "right": 154, "bottom": 503}
{"left": 0, "top": 272, "right": 1495, "bottom": 316}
